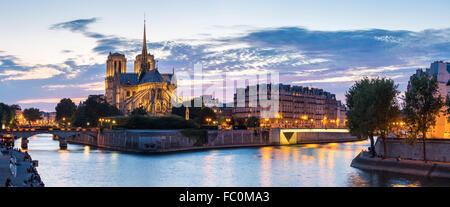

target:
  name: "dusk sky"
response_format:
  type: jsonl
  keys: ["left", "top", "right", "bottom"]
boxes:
{"left": 1, "top": 0, "right": 449, "bottom": 111}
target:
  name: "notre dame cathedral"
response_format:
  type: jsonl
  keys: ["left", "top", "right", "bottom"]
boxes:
{"left": 105, "top": 21, "right": 176, "bottom": 116}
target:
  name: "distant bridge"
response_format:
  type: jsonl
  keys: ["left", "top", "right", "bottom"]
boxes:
{"left": 1, "top": 128, "right": 98, "bottom": 149}
{"left": 2, "top": 128, "right": 98, "bottom": 139}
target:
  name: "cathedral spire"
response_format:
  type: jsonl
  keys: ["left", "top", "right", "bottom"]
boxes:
{"left": 142, "top": 18, "right": 148, "bottom": 63}
{"left": 140, "top": 16, "right": 150, "bottom": 73}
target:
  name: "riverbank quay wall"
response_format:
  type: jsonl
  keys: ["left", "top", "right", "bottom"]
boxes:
{"left": 67, "top": 129, "right": 271, "bottom": 153}
{"left": 351, "top": 151, "right": 450, "bottom": 179}
{"left": 375, "top": 138, "right": 450, "bottom": 162}
{"left": 66, "top": 128, "right": 361, "bottom": 153}
{"left": 270, "top": 128, "right": 360, "bottom": 145}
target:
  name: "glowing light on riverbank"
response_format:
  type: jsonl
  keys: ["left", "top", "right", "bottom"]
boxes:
{"left": 280, "top": 129, "right": 350, "bottom": 133}
{"left": 301, "top": 144, "right": 319, "bottom": 148}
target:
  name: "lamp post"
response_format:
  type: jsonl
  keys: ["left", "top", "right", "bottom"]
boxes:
{"left": 62, "top": 117, "right": 66, "bottom": 128}
{"left": 205, "top": 118, "right": 212, "bottom": 126}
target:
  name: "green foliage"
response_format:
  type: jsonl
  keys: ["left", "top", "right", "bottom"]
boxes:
{"left": 117, "top": 115, "right": 199, "bottom": 129}
{"left": 55, "top": 98, "right": 77, "bottom": 121}
{"left": 403, "top": 71, "right": 444, "bottom": 162}
{"left": 0, "top": 103, "right": 15, "bottom": 127}
{"left": 180, "top": 129, "right": 208, "bottom": 146}
{"left": 23, "top": 108, "right": 42, "bottom": 122}
{"left": 403, "top": 71, "right": 444, "bottom": 139}
{"left": 346, "top": 77, "right": 400, "bottom": 158}
{"left": 232, "top": 117, "right": 247, "bottom": 129}
{"left": 72, "top": 95, "right": 120, "bottom": 127}
{"left": 198, "top": 107, "right": 217, "bottom": 125}
{"left": 246, "top": 116, "right": 260, "bottom": 128}
{"left": 346, "top": 78, "right": 375, "bottom": 139}
{"left": 371, "top": 78, "right": 401, "bottom": 136}
{"left": 131, "top": 106, "right": 147, "bottom": 115}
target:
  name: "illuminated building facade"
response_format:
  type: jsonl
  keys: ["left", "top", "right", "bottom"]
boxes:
{"left": 105, "top": 21, "right": 176, "bottom": 116}
{"left": 233, "top": 84, "right": 347, "bottom": 128}
{"left": 426, "top": 61, "right": 450, "bottom": 138}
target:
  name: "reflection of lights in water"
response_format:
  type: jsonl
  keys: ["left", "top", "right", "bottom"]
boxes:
{"left": 301, "top": 144, "right": 319, "bottom": 148}
{"left": 58, "top": 149, "right": 69, "bottom": 161}
{"left": 222, "top": 155, "right": 233, "bottom": 186}
{"left": 110, "top": 152, "right": 118, "bottom": 160}
{"left": 392, "top": 183, "right": 420, "bottom": 187}
{"left": 318, "top": 148, "right": 325, "bottom": 167}
{"left": 259, "top": 147, "right": 272, "bottom": 187}
{"left": 344, "top": 145, "right": 353, "bottom": 162}
{"left": 260, "top": 147, "right": 272, "bottom": 161}
{"left": 355, "top": 140, "right": 368, "bottom": 145}
{"left": 301, "top": 155, "right": 314, "bottom": 162}
{"left": 327, "top": 143, "right": 339, "bottom": 147}
{"left": 110, "top": 152, "right": 119, "bottom": 166}
{"left": 202, "top": 153, "right": 216, "bottom": 186}
{"left": 327, "top": 149, "right": 335, "bottom": 169}
{"left": 343, "top": 142, "right": 354, "bottom": 145}
{"left": 292, "top": 148, "right": 299, "bottom": 162}
{"left": 83, "top": 146, "right": 90, "bottom": 159}
{"left": 281, "top": 146, "right": 290, "bottom": 162}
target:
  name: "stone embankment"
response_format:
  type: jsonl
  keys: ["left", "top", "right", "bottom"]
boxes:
{"left": 351, "top": 151, "right": 450, "bottom": 179}
{"left": 0, "top": 146, "right": 44, "bottom": 187}
{"left": 374, "top": 138, "right": 450, "bottom": 162}
{"left": 67, "top": 129, "right": 271, "bottom": 153}
{"left": 351, "top": 138, "right": 450, "bottom": 179}
{"left": 66, "top": 129, "right": 360, "bottom": 153}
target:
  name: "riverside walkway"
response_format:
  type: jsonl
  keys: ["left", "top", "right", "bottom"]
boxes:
{"left": 0, "top": 146, "right": 44, "bottom": 187}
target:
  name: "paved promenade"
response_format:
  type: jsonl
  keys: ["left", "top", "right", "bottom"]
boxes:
{"left": 0, "top": 146, "right": 44, "bottom": 187}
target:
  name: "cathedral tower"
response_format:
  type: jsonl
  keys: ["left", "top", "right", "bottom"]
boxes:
{"left": 106, "top": 53, "right": 127, "bottom": 77}
{"left": 105, "top": 53, "right": 127, "bottom": 107}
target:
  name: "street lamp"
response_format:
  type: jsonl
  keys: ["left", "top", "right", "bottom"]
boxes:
{"left": 205, "top": 118, "right": 212, "bottom": 125}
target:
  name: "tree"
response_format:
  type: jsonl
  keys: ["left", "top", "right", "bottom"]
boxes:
{"left": 72, "top": 95, "right": 120, "bottom": 127}
{"left": 231, "top": 117, "right": 247, "bottom": 129}
{"left": 198, "top": 107, "right": 216, "bottom": 125}
{"left": 346, "top": 78, "right": 377, "bottom": 156}
{"left": 0, "top": 103, "right": 15, "bottom": 128}
{"left": 55, "top": 98, "right": 77, "bottom": 121}
{"left": 246, "top": 116, "right": 260, "bottom": 128}
{"left": 131, "top": 106, "right": 147, "bottom": 115}
{"left": 346, "top": 77, "right": 400, "bottom": 158}
{"left": 371, "top": 78, "right": 401, "bottom": 159}
{"left": 23, "top": 108, "right": 42, "bottom": 122}
{"left": 403, "top": 71, "right": 444, "bottom": 162}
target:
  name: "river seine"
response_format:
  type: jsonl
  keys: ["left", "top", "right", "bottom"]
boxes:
{"left": 16, "top": 134, "right": 450, "bottom": 187}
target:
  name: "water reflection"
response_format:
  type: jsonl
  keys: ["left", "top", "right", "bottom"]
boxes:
{"left": 16, "top": 134, "right": 450, "bottom": 187}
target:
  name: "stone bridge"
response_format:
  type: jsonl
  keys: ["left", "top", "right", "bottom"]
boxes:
{"left": 2, "top": 129, "right": 98, "bottom": 139}
{"left": 1, "top": 129, "right": 98, "bottom": 150}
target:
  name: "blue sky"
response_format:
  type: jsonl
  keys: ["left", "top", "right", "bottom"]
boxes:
{"left": 0, "top": 0, "right": 449, "bottom": 111}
